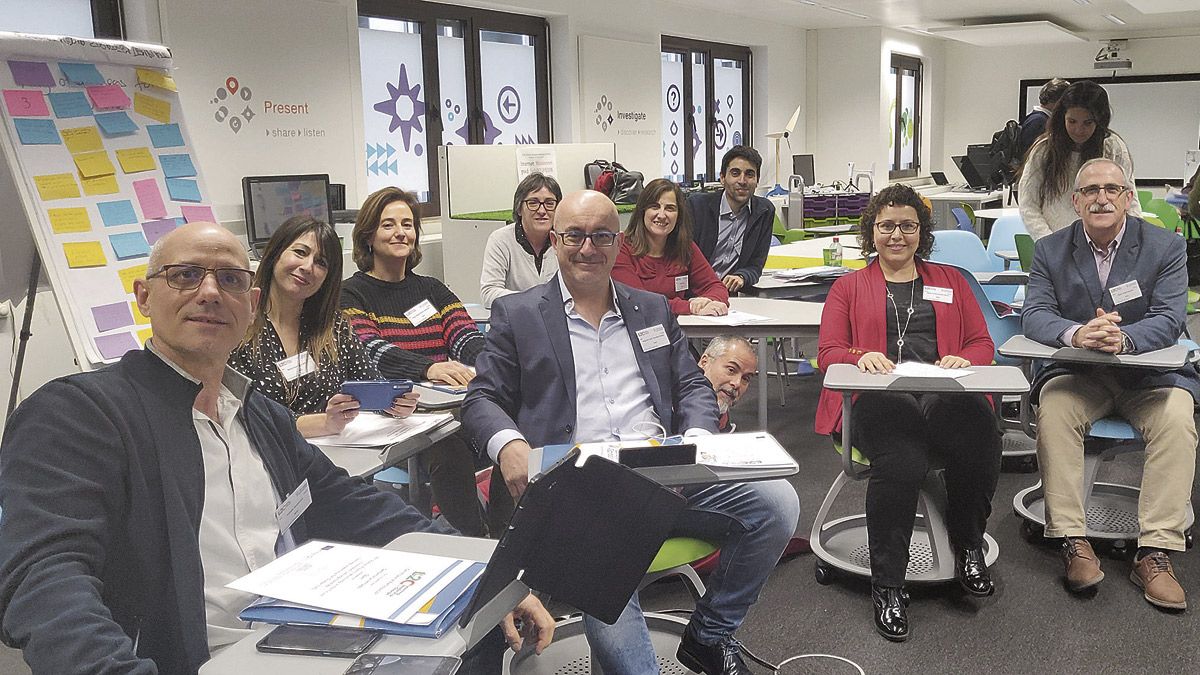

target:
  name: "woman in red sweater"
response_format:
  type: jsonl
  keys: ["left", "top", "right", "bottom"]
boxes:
{"left": 612, "top": 178, "right": 729, "bottom": 315}
{"left": 816, "top": 184, "right": 1001, "bottom": 642}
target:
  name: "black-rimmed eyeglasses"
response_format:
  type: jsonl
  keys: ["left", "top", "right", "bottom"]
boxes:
{"left": 523, "top": 199, "right": 558, "bottom": 212}
{"left": 552, "top": 230, "right": 619, "bottom": 247}
{"left": 1075, "top": 184, "right": 1128, "bottom": 199}
{"left": 147, "top": 264, "right": 255, "bottom": 293}
{"left": 875, "top": 220, "right": 920, "bottom": 235}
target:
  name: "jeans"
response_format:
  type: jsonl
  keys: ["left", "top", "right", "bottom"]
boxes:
{"left": 583, "top": 479, "right": 800, "bottom": 674}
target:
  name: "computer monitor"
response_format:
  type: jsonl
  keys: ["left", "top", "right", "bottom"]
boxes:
{"left": 966, "top": 144, "right": 998, "bottom": 188}
{"left": 792, "top": 154, "right": 815, "bottom": 187}
{"left": 242, "top": 174, "right": 333, "bottom": 250}
{"left": 952, "top": 155, "right": 989, "bottom": 189}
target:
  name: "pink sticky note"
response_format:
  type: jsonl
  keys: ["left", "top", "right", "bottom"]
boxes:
{"left": 133, "top": 178, "right": 167, "bottom": 219}
{"left": 142, "top": 218, "right": 178, "bottom": 246}
{"left": 95, "top": 332, "right": 139, "bottom": 360}
{"left": 91, "top": 301, "right": 134, "bottom": 332}
{"left": 180, "top": 204, "right": 217, "bottom": 223}
{"left": 85, "top": 84, "right": 131, "bottom": 111}
{"left": 3, "top": 89, "right": 50, "bottom": 117}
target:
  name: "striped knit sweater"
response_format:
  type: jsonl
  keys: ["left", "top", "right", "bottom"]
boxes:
{"left": 340, "top": 270, "right": 485, "bottom": 380}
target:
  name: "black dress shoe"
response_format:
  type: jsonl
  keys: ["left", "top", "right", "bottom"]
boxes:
{"left": 676, "top": 627, "right": 751, "bottom": 675}
{"left": 871, "top": 584, "right": 910, "bottom": 642}
{"left": 956, "top": 547, "right": 995, "bottom": 597}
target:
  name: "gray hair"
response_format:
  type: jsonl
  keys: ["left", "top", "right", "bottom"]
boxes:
{"left": 703, "top": 335, "right": 756, "bottom": 362}
{"left": 1075, "top": 158, "right": 1127, "bottom": 189}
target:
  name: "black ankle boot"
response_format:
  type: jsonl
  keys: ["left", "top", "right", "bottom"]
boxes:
{"left": 871, "top": 584, "right": 909, "bottom": 642}
{"left": 956, "top": 546, "right": 995, "bottom": 597}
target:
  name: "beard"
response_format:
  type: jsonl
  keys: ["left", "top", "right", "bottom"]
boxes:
{"left": 716, "top": 388, "right": 738, "bottom": 415}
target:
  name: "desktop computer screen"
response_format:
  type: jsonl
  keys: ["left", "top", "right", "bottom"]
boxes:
{"left": 242, "top": 174, "right": 333, "bottom": 249}
{"left": 792, "top": 154, "right": 815, "bottom": 187}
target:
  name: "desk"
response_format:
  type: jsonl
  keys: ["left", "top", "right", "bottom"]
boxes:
{"left": 920, "top": 189, "right": 1004, "bottom": 237}
{"left": 747, "top": 271, "right": 832, "bottom": 300}
{"left": 998, "top": 335, "right": 1189, "bottom": 369}
{"left": 973, "top": 207, "right": 1020, "bottom": 220}
{"left": 315, "top": 419, "right": 461, "bottom": 478}
{"left": 766, "top": 236, "right": 867, "bottom": 270}
{"left": 994, "top": 250, "right": 1020, "bottom": 270}
{"left": 973, "top": 270, "right": 1028, "bottom": 286}
{"left": 802, "top": 223, "right": 855, "bottom": 234}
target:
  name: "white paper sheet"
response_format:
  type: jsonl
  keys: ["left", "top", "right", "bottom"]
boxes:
{"left": 692, "top": 432, "right": 796, "bottom": 469}
{"left": 891, "top": 361, "right": 973, "bottom": 379}
{"left": 696, "top": 309, "right": 772, "bottom": 326}
{"left": 310, "top": 412, "right": 453, "bottom": 447}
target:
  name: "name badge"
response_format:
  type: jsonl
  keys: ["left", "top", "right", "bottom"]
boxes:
{"left": 1109, "top": 279, "right": 1142, "bottom": 305}
{"left": 275, "top": 479, "right": 312, "bottom": 532}
{"left": 275, "top": 351, "right": 317, "bottom": 382}
{"left": 635, "top": 324, "right": 670, "bottom": 352}
{"left": 674, "top": 275, "right": 689, "bottom": 293}
{"left": 923, "top": 285, "right": 953, "bottom": 304}
{"left": 404, "top": 299, "right": 437, "bottom": 326}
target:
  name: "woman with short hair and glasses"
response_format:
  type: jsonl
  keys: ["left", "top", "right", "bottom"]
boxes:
{"left": 815, "top": 184, "right": 1001, "bottom": 642}
{"left": 479, "top": 172, "right": 562, "bottom": 308}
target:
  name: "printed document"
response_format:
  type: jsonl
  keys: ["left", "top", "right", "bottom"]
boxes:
{"left": 311, "top": 412, "right": 452, "bottom": 446}
{"left": 891, "top": 362, "right": 973, "bottom": 379}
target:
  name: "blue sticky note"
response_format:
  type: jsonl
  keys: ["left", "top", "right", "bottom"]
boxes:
{"left": 165, "top": 177, "right": 201, "bottom": 202}
{"left": 47, "top": 91, "right": 92, "bottom": 118}
{"left": 13, "top": 118, "right": 60, "bottom": 145}
{"left": 94, "top": 111, "right": 137, "bottom": 136}
{"left": 59, "top": 62, "right": 105, "bottom": 86}
{"left": 147, "top": 123, "right": 184, "bottom": 149}
{"left": 97, "top": 200, "right": 138, "bottom": 227}
{"left": 158, "top": 153, "right": 196, "bottom": 178}
{"left": 109, "top": 232, "right": 150, "bottom": 260}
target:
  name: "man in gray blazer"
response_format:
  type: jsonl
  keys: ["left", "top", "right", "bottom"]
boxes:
{"left": 1023, "top": 158, "right": 1198, "bottom": 610}
{"left": 464, "top": 190, "right": 799, "bottom": 675}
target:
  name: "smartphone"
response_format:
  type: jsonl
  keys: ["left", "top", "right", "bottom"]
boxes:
{"left": 344, "top": 654, "right": 462, "bottom": 675}
{"left": 341, "top": 380, "right": 414, "bottom": 411}
{"left": 255, "top": 624, "right": 383, "bottom": 658}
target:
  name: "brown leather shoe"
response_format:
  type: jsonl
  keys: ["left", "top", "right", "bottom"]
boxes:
{"left": 1131, "top": 551, "right": 1187, "bottom": 610}
{"left": 1062, "top": 537, "right": 1104, "bottom": 591}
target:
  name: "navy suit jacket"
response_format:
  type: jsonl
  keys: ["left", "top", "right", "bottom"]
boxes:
{"left": 687, "top": 191, "right": 776, "bottom": 286}
{"left": 463, "top": 276, "right": 718, "bottom": 453}
{"left": 1021, "top": 215, "right": 1200, "bottom": 400}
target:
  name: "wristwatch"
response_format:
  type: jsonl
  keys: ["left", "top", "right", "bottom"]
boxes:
{"left": 1120, "top": 331, "right": 1134, "bottom": 355}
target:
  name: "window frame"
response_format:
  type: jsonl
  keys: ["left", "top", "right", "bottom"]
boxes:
{"left": 888, "top": 53, "right": 922, "bottom": 180}
{"left": 92, "top": 0, "right": 124, "bottom": 39}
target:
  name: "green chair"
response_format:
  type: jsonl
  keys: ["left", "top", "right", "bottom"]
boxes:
{"left": 780, "top": 229, "right": 808, "bottom": 245}
{"left": 1189, "top": 290, "right": 1199, "bottom": 316}
{"left": 959, "top": 202, "right": 977, "bottom": 227}
{"left": 772, "top": 213, "right": 787, "bottom": 238}
{"left": 1142, "top": 213, "right": 1165, "bottom": 229}
{"left": 1014, "top": 233, "right": 1034, "bottom": 273}
{"left": 1145, "top": 199, "right": 1183, "bottom": 233}
{"left": 1138, "top": 190, "right": 1153, "bottom": 207}
{"left": 642, "top": 537, "right": 719, "bottom": 600}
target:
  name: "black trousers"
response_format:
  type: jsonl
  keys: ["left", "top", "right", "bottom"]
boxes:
{"left": 423, "top": 434, "right": 488, "bottom": 537}
{"left": 848, "top": 391, "right": 1002, "bottom": 587}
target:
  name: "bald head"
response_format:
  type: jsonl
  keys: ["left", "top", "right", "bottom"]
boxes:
{"left": 552, "top": 190, "right": 622, "bottom": 295}
{"left": 556, "top": 190, "right": 619, "bottom": 231}
{"left": 148, "top": 222, "right": 249, "bottom": 274}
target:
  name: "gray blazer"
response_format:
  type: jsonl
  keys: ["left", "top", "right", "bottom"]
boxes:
{"left": 463, "top": 276, "right": 718, "bottom": 453}
{"left": 1022, "top": 215, "right": 1200, "bottom": 400}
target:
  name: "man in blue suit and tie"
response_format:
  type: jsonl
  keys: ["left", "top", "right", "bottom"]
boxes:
{"left": 1023, "top": 158, "right": 1198, "bottom": 610}
{"left": 464, "top": 190, "right": 799, "bottom": 674}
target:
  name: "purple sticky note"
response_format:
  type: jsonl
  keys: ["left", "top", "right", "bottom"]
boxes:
{"left": 132, "top": 178, "right": 167, "bottom": 219}
{"left": 8, "top": 60, "right": 56, "bottom": 88}
{"left": 180, "top": 204, "right": 217, "bottom": 223}
{"left": 95, "top": 332, "right": 139, "bottom": 360}
{"left": 91, "top": 301, "right": 134, "bottom": 332}
{"left": 142, "top": 218, "right": 178, "bottom": 246}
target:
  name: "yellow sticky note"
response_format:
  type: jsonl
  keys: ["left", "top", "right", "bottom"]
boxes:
{"left": 116, "top": 147, "right": 156, "bottom": 174}
{"left": 136, "top": 68, "right": 177, "bottom": 93}
{"left": 131, "top": 302, "right": 150, "bottom": 325}
{"left": 48, "top": 207, "right": 92, "bottom": 233}
{"left": 81, "top": 174, "right": 120, "bottom": 196}
{"left": 63, "top": 241, "right": 106, "bottom": 268}
{"left": 73, "top": 150, "right": 116, "bottom": 179}
{"left": 119, "top": 263, "right": 147, "bottom": 294}
{"left": 136, "top": 327, "right": 153, "bottom": 345}
{"left": 61, "top": 126, "right": 103, "bottom": 155}
{"left": 133, "top": 92, "right": 171, "bottom": 124}
{"left": 34, "top": 173, "right": 81, "bottom": 201}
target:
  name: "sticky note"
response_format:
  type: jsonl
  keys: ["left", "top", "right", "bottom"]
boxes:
{"left": 33, "top": 173, "right": 80, "bottom": 201}
{"left": 98, "top": 200, "right": 138, "bottom": 227}
{"left": 131, "top": 302, "right": 150, "bottom": 325}
{"left": 59, "top": 62, "right": 104, "bottom": 86}
{"left": 95, "top": 332, "right": 139, "bottom": 360}
{"left": 147, "top": 123, "right": 184, "bottom": 149}
{"left": 158, "top": 153, "right": 196, "bottom": 178}
{"left": 133, "top": 92, "right": 171, "bottom": 124}
{"left": 180, "top": 204, "right": 217, "bottom": 223}
{"left": 136, "top": 327, "right": 153, "bottom": 345}
{"left": 47, "top": 207, "right": 92, "bottom": 233}
{"left": 91, "top": 301, "right": 134, "bottom": 332}
{"left": 109, "top": 231, "right": 150, "bottom": 260}
{"left": 133, "top": 178, "right": 167, "bottom": 219}
{"left": 94, "top": 111, "right": 138, "bottom": 136}
{"left": 81, "top": 174, "right": 120, "bottom": 196}
{"left": 116, "top": 147, "right": 156, "bottom": 174}
{"left": 142, "top": 218, "right": 178, "bottom": 245}
{"left": 48, "top": 91, "right": 92, "bottom": 118}
{"left": 61, "top": 126, "right": 103, "bottom": 154}
{"left": 4, "top": 89, "right": 49, "bottom": 116}
{"left": 85, "top": 84, "right": 130, "bottom": 111}
{"left": 135, "top": 68, "right": 177, "bottom": 92}
{"left": 165, "top": 177, "right": 201, "bottom": 203}
{"left": 13, "top": 118, "right": 60, "bottom": 145}
{"left": 73, "top": 150, "right": 116, "bottom": 178}
{"left": 63, "top": 241, "right": 106, "bottom": 268}
{"left": 118, "top": 263, "right": 148, "bottom": 294}
{"left": 8, "top": 60, "right": 56, "bottom": 88}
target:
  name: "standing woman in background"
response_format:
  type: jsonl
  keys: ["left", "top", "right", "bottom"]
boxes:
{"left": 479, "top": 172, "right": 561, "bottom": 308}
{"left": 1019, "top": 80, "right": 1141, "bottom": 239}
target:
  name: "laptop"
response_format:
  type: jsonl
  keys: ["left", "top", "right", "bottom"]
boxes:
{"left": 951, "top": 156, "right": 990, "bottom": 191}
{"left": 931, "top": 171, "right": 949, "bottom": 186}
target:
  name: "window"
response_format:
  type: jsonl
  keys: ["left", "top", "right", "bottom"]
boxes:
{"left": 661, "top": 37, "right": 751, "bottom": 184}
{"left": 357, "top": 0, "right": 550, "bottom": 216}
{"left": 1, "top": 0, "right": 123, "bottom": 39}
{"left": 888, "top": 53, "right": 922, "bottom": 179}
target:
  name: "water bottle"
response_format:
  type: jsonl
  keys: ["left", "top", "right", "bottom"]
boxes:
{"left": 824, "top": 236, "right": 843, "bottom": 267}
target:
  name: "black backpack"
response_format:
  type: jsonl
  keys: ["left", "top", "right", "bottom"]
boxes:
{"left": 583, "top": 159, "right": 644, "bottom": 204}
{"left": 988, "top": 120, "right": 1022, "bottom": 186}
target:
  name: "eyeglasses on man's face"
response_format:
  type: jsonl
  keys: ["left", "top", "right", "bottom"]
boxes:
{"left": 875, "top": 220, "right": 920, "bottom": 235}
{"left": 552, "top": 229, "right": 619, "bottom": 247}
{"left": 147, "top": 264, "right": 255, "bottom": 293}
{"left": 523, "top": 198, "right": 558, "bottom": 212}
{"left": 1075, "top": 184, "right": 1128, "bottom": 199}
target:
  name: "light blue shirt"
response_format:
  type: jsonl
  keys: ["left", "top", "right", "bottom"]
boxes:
{"left": 712, "top": 193, "right": 750, "bottom": 277}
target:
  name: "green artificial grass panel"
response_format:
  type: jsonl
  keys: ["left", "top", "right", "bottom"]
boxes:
{"left": 452, "top": 203, "right": 636, "bottom": 221}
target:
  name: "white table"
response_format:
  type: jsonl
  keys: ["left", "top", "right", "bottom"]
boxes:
{"left": 973, "top": 207, "right": 1020, "bottom": 220}
{"left": 973, "top": 270, "right": 1028, "bottom": 286}
{"left": 802, "top": 223, "right": 855, "bottom": 234}
{"left": 767, "top": 236, "right": 867, "bottom": 269}
{"left": 919, "top": 188, "right": 1004, "bottom": 236}
{"left": 748, "top": 271, "right": 833, "bottom": 300}
{"left": 998, "top": 335, "right": 1189, "bottom": 369}
{"left": 315, "top": 419, "right": 461, "bottom": 478}
{"left": 994, "top": 249, "right": 1020, "bottom": 271}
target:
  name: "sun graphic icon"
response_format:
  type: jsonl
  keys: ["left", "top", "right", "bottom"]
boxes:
{"left": 374, "top": 63, "right": 426, "bottom": 153}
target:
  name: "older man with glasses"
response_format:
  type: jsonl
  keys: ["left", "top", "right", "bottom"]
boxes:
{"left": 1023, "top": 158, "right": 1199, "bottom": 610}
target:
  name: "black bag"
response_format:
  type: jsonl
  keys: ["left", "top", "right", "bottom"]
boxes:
{"left": 988, "top": 120, "right": 1022, "bottom": 187}
{"left": 583, "top": 159, "right": 644, "bottom": 204}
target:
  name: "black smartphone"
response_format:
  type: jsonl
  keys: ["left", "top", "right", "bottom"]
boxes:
{"left": 341, "top": 380, "right": 415, "bottom": 411}
{"left": 344, "top": 654, "right": 462, "bottom": 675}
{"left": 255, "top": 624, "right": 383, "bottom": 658}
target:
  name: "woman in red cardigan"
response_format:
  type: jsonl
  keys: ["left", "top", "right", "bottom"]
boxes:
{"left": 612, "top": 178, "right": 730, "bottom": 315}
{"left": 816, "top": 184, "right": 1001, "bottom": 643}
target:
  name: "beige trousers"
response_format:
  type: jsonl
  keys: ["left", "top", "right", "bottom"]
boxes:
{"left": 1036, "top": 371, "right": 1197, "bottom": 550}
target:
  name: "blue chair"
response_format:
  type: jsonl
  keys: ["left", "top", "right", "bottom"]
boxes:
{"left": 951, "top": 207, "right": 974, "bottom": 232}
{"left": 930, "top": 230, "right": 1018, "bottom": 306}
{"left": 985, "top": 215, "right": 1026, "bottom": 271}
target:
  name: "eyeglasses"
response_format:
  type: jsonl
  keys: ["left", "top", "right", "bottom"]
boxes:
{"left": 552, "top": 229, "right": 619, "bottom": 247}
{"left": 1075, "top": 184, "right": 1128, "bottom": 199}
{"left": 147, "top": 264, "right": 255, "bottom": 293}
{"left": 523, "top": 198, "right": 558, "bottom": 212}
{"left": 875, "top": 220, "right": 920, "bottom": 234}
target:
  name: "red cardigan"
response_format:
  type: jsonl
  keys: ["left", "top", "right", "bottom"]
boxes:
{"left": 612, "top": 240, "right": 730, "bottom": 315}
{"left": 815, "top": 259, "right": 994, "bottom": 435}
